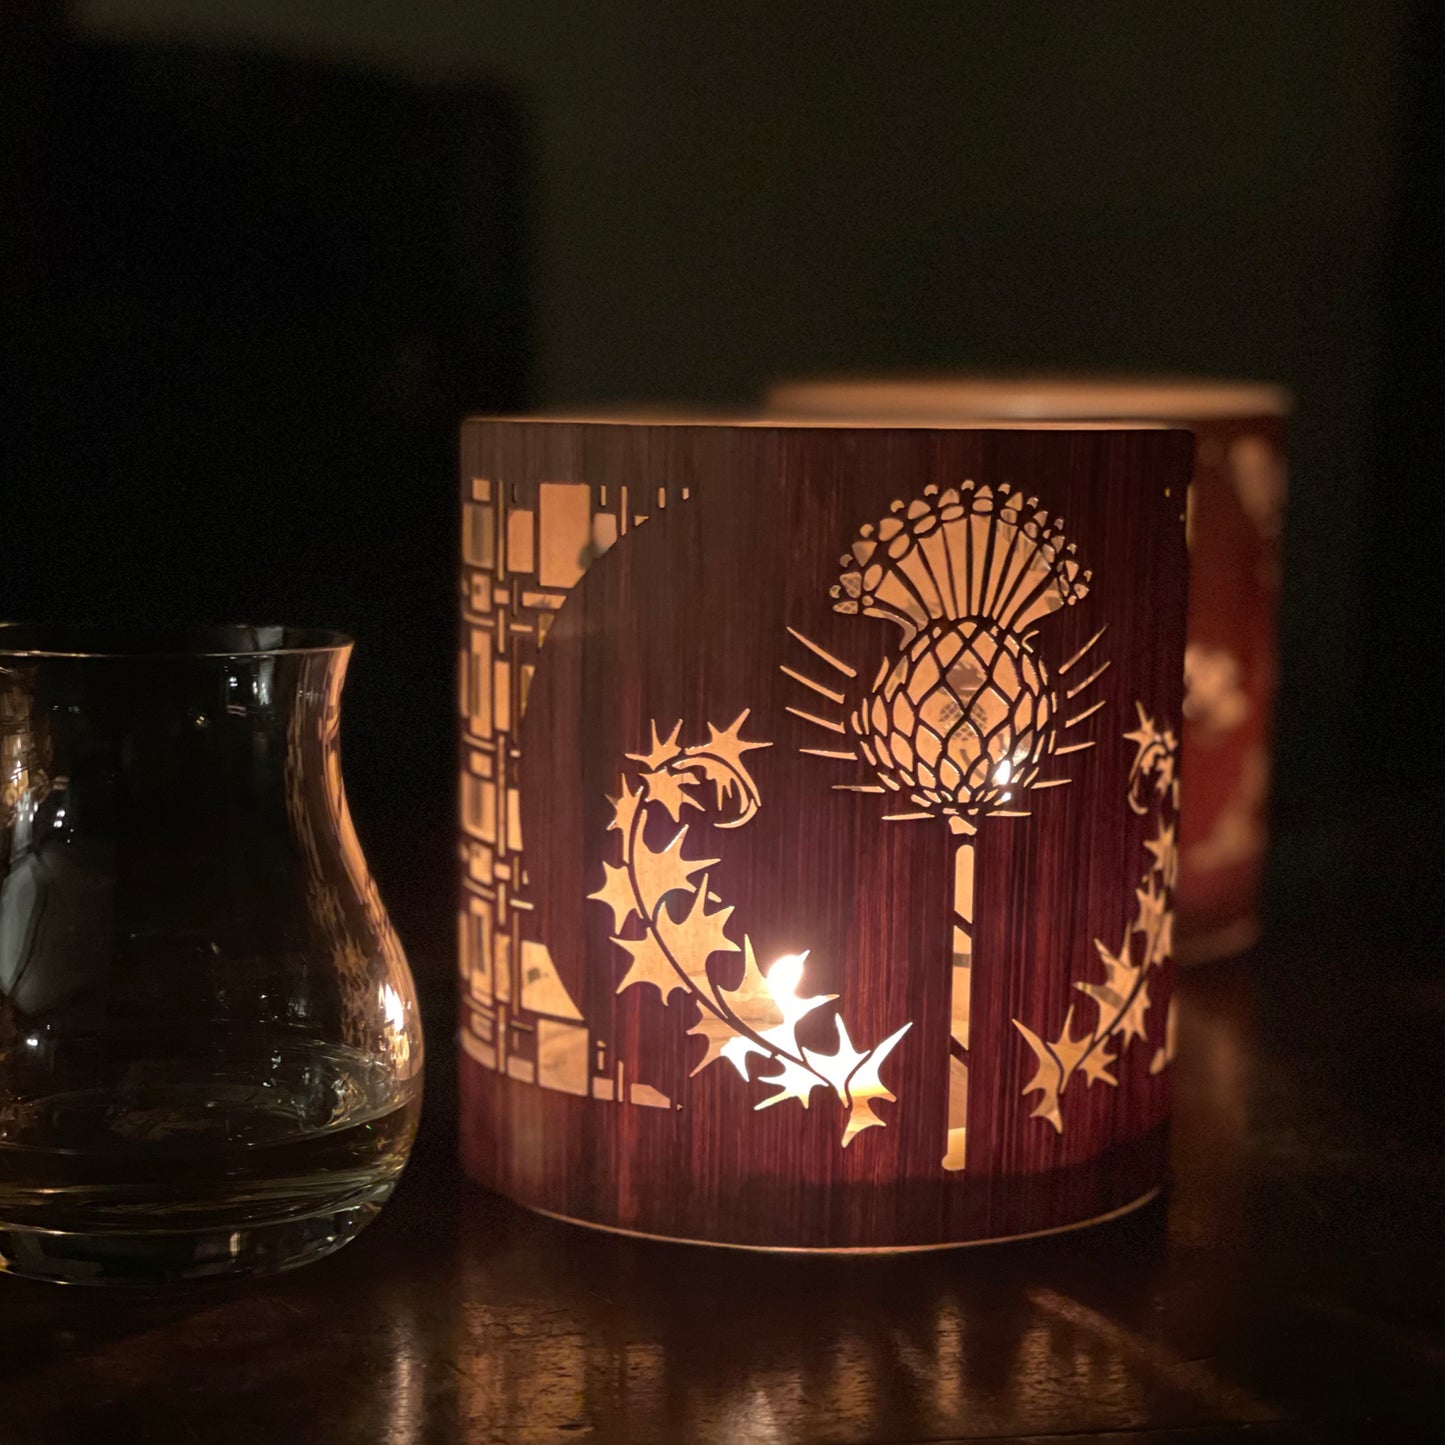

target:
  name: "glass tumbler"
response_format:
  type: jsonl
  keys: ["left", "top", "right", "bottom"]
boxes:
{"left": 0, "top": 626, "right": 423, "bottom": 1284}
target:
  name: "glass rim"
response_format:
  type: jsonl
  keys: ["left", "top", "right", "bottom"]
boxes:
{"left": 0, "top": 624, "right": 354, "bottom": 660}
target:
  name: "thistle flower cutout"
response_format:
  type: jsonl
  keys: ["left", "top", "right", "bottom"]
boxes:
{"left": 783, "top": 478, "right": 1109, "bottom": 1172}
{"left": 788, "top": 481, "right": 1108, "bottom": 829}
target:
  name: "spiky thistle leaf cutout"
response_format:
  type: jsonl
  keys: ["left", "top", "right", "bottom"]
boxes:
{"left": 589, "top": 711, "right": 912, "bottom": 1146}
{"left": 1014, "top": 703, "right": 1179, "bottom": 1132}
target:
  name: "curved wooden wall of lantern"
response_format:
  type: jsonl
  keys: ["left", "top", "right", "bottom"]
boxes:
{"left": 768, "top": 378, "right": 1290, "bottom": 964}
{"left": 457, "top": 418, "right": 1192, "bottom": 1250}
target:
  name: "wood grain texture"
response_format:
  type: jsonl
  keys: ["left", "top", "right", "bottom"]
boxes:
{"left": 458, "top": 420, "right": 1193, "bottom": 1248}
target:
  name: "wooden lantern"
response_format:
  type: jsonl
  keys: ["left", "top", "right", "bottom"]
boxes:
{"left": 457, "top": 417, "right": 1192, "bottom": 1250}
{"left": 769, "top": 378, "right": 1290, "bottom": 963}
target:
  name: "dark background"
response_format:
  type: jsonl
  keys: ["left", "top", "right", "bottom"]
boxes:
{"left": 3, "top": 1, "right": 1440, "bottom": 966}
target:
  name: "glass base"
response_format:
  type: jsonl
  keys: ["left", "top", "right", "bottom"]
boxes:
{"left": 0, "top": 1183, "right": 392, "bottom": 1287}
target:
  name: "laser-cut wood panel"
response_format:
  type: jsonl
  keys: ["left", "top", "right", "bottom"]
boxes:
{"left": 768, "top": 378, "right": 1290, "bottom": 962}
{"left": 458, "top": 419, "right": 1192, "bottom": 1249}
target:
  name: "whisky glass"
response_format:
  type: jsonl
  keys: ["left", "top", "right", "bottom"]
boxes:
{"left": 0, "top": 626, "right": 422, "bottom": 1284}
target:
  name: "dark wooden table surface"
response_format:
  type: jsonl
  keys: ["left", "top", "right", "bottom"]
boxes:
{"left": 1, "top": 826, "right": 1440, "bottom": 1444}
